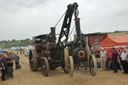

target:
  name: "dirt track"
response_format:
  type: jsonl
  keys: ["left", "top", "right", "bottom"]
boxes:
{"left": 0, "top": 54, "right": 128, "bottom": 85}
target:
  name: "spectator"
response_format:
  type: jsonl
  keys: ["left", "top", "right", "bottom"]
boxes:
{"left": 7, "top": 54, "right": 14, "bottom": 78}
{"left": 10, "top": 52, "right": 14, "bottom": 60}
{"left": 0, "top": 53, "right": 6, "bottom": 81}
{"left": 100, "top": 48, "right": 107, "bottom": 71}
{"left": 91, "top": 47, "right": 95, "bottom": 55}
{"left": 17, "top": 51, "right": 18, "bottom": 55}
{"left": 0, "top": 54, "right": 2, "bottom": 69}
{"left": 118, "top": 47, "right": 123, "bottom": 70}
{"left": 95, "top": 48, "right": 100, "bottom": 68}
{"left": 119, "top": 47, "right": 123, "bottom": 56}
{"left": 14, "top": 54, "right": 20, "bottom": 69}
{"left": 2, "top": 54, "right": 8, "bottom": 79}
{"left": 120, "top": 49, "right": 128, "bottom": 74}
{"left": 107, "top": 48, "right": 113, "bottom": 70}
{"left": 112, "top": 47, "right": 118, "bottom": 73}
{"left": 20, "top": 51, "right": 22, "bottom": 55}
{"left": 126, "top": 48, "right": 128, "bottom": 72}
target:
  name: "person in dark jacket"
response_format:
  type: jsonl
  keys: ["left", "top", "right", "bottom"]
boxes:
{"left": 7, "top": 54, "right": 14, "bottom": 78}
{"left": 0, "top": 54, "right": 2, "bottom": 69}
{"left": 14, "top": 54, "right": 20, "bottom": 69}
{"left": 112, "top": 47, "right": 118, "bottom": 73}
{"left": 95, "top": 48, "right": 100, "bottom": 68}
{"left": 0, "top": 54, "right": 6, "bottom": 81}
{"left": 2, "top": 54, "right": 8, "bottom": 79}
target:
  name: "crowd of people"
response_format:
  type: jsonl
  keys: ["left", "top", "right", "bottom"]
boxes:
{"left": 0, "top": 52, "right": 20, "bottom": 81}
{"left": 91, "top": 46, "right": 128, "bottom": 74}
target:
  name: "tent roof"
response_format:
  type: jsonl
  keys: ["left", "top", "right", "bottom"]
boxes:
{"left": 100, "top": 35, "right": 128, "bottom": 47}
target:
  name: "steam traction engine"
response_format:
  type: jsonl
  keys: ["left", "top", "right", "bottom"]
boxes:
{"left": 29, "top": 2, "right": 97, "bottom": 77}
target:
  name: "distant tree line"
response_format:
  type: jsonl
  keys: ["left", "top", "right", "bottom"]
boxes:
{"left": 0, "top": 38, "right": 33, "bottom": 48}
{"left": 0, "top": 30, "right": 127, "bottom": 48}
{"left": 113, "top": 30, "right": 128, "bottom": 33}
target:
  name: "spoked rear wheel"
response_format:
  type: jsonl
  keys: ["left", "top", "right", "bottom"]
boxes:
{"left": 89, "top": 55, "right": 97, "bottom": 76}
{"left": 40, "top": 57, "right": 50, "bottom": 77}
{"left": 64, "top": 48, "right": 74, "bottom": 77}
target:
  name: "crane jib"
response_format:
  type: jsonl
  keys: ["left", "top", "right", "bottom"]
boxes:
{"left": 57, "top": 3, "right": 78, "bottom": 49}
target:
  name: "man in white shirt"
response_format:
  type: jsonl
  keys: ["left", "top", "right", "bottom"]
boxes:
{"left": 100, "top": 48, "right": 107, "bottom": 70}
{"left": 120, "top": 49, "right": 128, "bottom": 74}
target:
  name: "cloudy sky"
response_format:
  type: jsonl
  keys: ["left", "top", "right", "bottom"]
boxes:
{"left": 0, "top": 0, "right": 128, "bottom": 40}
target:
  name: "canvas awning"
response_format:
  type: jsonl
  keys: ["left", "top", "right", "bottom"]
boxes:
{"left": 100, "top": 35, "right": 128, "bottom": 47}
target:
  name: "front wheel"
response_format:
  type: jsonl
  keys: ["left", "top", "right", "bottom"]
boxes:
{"left": 40, "top": 57, "right": 50, "bottom": 77}
{"left": 64, "top": 48, "right": 74, "bottom": 77}
{"left": 29, "top": 49, "right": 38, "bottom": 71}
{"left": 68, "top": 56, "right": 74, "bottom": 77}
{"left": 89, "top": 55, "right": 97, "bottom": 76}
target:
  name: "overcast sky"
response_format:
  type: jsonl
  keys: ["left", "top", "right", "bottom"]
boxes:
{"left": 0, "top": 0, "right": 128, "bottom": 40}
